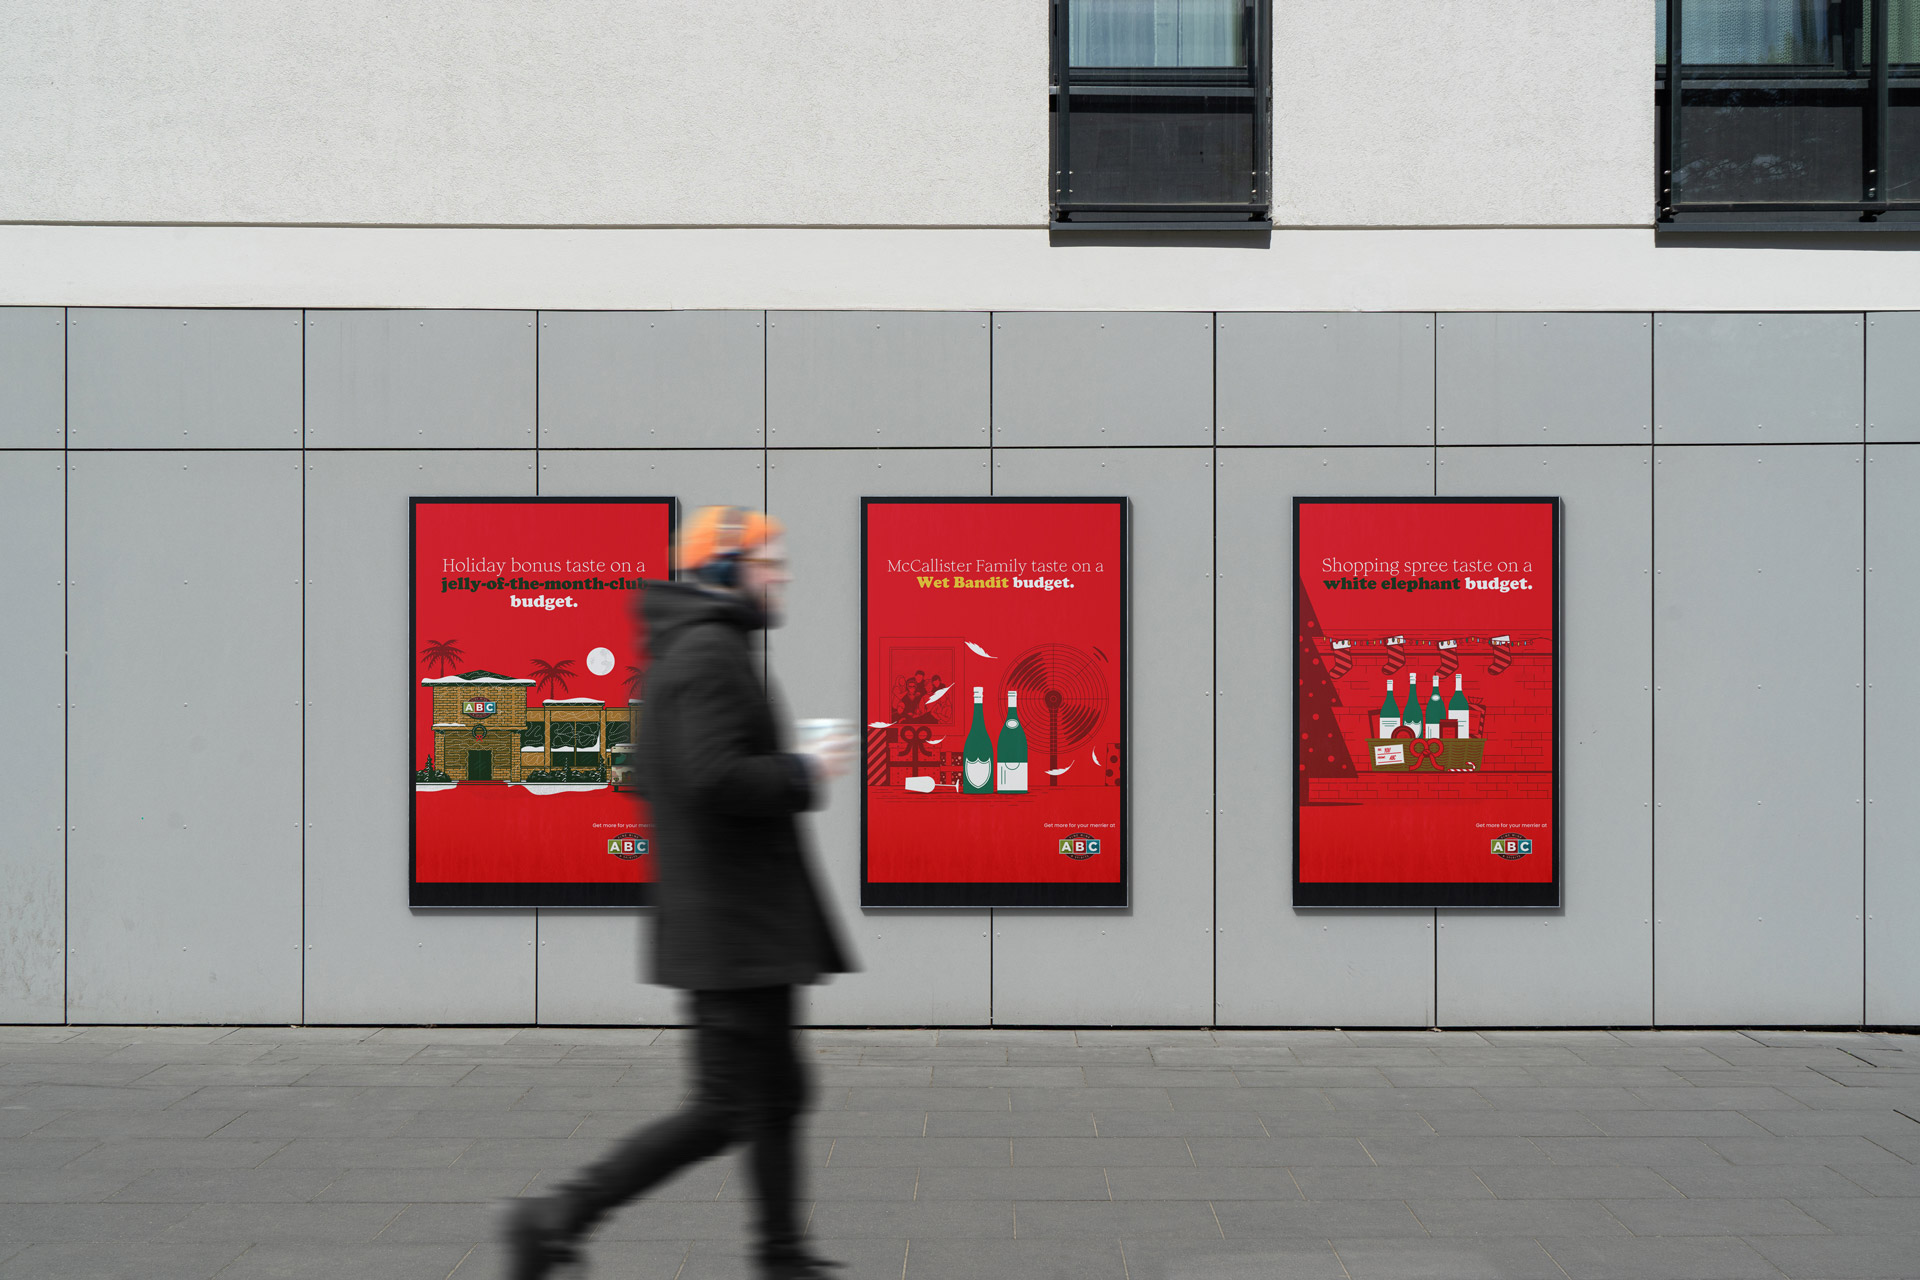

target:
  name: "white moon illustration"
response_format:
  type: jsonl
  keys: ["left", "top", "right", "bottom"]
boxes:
{"left": 586, "top": 647, "right": 616, "bottom": 676}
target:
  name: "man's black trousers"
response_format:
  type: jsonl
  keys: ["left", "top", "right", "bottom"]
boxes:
{"left": 555, "top": 985, "right": 808, "bottom": 1259}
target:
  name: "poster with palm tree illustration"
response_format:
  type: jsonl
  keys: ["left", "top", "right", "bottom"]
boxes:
{"left": 410, "top": 496, "right": 676, "bottom": 908}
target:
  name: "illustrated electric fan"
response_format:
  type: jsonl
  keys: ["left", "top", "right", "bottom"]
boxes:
{"left": 1003, "top": 643, "right": 1108, "bottom": 786}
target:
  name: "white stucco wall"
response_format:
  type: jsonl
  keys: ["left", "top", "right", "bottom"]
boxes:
{"left": 1272, "top": 0, "right": 1652, "bottom": 227}
{"left": 0, "top": 0, "right": 1047, "bottom": 226}
{"left": 3, "top": 0, "right": 1653, "bottom": 229}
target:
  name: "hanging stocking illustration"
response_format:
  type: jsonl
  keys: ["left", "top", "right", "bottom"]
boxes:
{"left": 1487, "top": 635, "right": 1513, "bottom": 676}
{"left": 1380, "top": 636, "right": 1407, "bottom": 677}
{"left": 1327, "top": 639, "right": 1353, "bottom": 679}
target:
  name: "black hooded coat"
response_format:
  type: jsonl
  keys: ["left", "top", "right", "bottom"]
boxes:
{"left": 632, "top": 581, "right": 853, "bottom": 991}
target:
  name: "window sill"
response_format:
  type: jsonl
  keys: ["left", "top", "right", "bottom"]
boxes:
{"left": 1050, "top": 218, "right": 1272, "bottom": 232}
{"left": 1658, "top": 210, "right": 1920, "bottom": 234}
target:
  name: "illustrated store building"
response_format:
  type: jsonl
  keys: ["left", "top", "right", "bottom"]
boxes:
{"left": 2, "top": 0, "right": 1917, "bottom": 1030}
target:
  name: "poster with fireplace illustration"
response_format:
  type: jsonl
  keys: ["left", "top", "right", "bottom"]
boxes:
{"left": 411, "top": 497, "right": 674, "bottom": 907}
{"left": 1293, "top": 497, "right": 1561, "bottom": 908}
{"left": 862, "top": 498, "right": 1128, "bottom": 907}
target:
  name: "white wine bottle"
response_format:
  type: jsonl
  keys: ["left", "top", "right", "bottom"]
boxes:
{"left": 1425, "top": 675, "right": 1444, "bottom": 739}
{"left": 996, "top": 691, "right": 1028, "bottom": 792}
{"left": 962, "top": 687, "right": 994, "bottom": 793}
{"left": 1377, "top": 679, "right": 1401, "bottom": 737}
{"left": 1448, "top": 672, "right": 1471, "bottom": 738}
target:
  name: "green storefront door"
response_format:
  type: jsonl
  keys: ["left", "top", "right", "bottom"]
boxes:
{"left": 467, "top": 750, "right": 492, "bottom": 781}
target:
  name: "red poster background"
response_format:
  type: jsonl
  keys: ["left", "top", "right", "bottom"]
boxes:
{"left": 863, "top": 500, "right": 1126, "bottom": 901}
{"left": 1295, "top": 500, "right": 1557, "bottom": 895}
{"left": 411, "top": 499, "right": 671, "bottom": 901}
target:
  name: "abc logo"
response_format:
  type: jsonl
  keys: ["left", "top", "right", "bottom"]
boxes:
{"left": 1057, "top": 833, "right": 1101, "bottom": 861}
{"left": 1490, "top": 832, "right": 1532, "bottom": 861}
{"left": 606, "top": 834, "right": 649, "bottom": 861}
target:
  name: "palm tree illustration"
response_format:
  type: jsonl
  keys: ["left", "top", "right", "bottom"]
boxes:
{"left": 420, "top": 639, "right": 465, "bottom": 677}
{"left": 623, "top": 664, "right": 645, "bottom": 701}
{"left": 529, "top": 658, "right": 577, "bottom": 702}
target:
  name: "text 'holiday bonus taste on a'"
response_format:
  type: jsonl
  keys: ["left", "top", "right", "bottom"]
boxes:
{"left": 862, "top": 498, "right": 1129, "bottom": 909}
{"left": 1293, "top": 497, "right": 1561, "bottom": 910}
{"left": 409, "top": 497, "right": 675, "bottom": 909}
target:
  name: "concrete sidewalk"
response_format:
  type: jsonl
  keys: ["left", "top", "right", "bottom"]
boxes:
{"left": 0, "top": 1025, "right": 1916, "bottom": 1279}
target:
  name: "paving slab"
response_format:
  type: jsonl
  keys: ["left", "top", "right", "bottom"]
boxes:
{"left": 2, "top": 1027, "right": 1914, "bottom": 1278}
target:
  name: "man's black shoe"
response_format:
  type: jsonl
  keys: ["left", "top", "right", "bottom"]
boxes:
{"left": 501, "top": 1196, "right": 580, "bottom": 1279}
{"left": 761, "top": 1248, "right": 846, "bottom": 1280}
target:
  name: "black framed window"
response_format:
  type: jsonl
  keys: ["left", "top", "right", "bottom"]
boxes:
{"left": 1051, "top": 0, "right": 1271, "bottom": 229}
{"left": 1659, "top": 0, "right": 1920, "bottom": 229}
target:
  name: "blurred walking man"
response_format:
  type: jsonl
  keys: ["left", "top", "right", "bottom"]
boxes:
{"left": 505, "top": 506, "right": 855, "bottom": 1280}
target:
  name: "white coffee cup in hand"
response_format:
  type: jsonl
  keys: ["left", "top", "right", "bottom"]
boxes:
{"left": 796, "top": 718, "right": 856, "bottom": 782}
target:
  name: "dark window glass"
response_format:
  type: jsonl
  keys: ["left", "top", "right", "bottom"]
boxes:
{"left": 1063, "top": 95, "right": 1257, "bottom": 206}
{"left": 1052, "top": 0, "right": 1269, "bottom": 226}
{"left": 1069, "top": 0, "right": 1245, "bottom": 67}
{"left": 521, "top": 722, "right": 545, "bottom": 749}
{"left": 1660, "top": 0, "right": 1920, "bottom": 224}
{"left": 1892, "top": 0, "right": 1920, "bottom": 198}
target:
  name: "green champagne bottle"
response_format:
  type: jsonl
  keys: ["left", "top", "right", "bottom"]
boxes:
{"left": 1448, "top": 672, "right": 1470, "bottom": 738}
{"left": 1377, "top": 679, "right": 1401, "bottom": 737}
{"left": 962, "top": 686, "right": 994, "bottom": 793}
{"left": 1404, "top": 673, "right": 1422, "bottom": 737}
{"left": 996, "top": 691, "right": 1028, "bottom": 792}
{"left": 1425, "top": 675, "right": 1444, "bottom": 740}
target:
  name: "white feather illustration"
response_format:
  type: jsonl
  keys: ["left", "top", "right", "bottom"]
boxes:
{"left": 965, "top": 641, "right": 996, "bottom": 659}
{"left": 1046, "top": 763, "right": 1072, "bottom": 776}
{"left": 1092, "top": 748, "right": 1103, "bottom": 767}
{"left": 867, "top": 721, "right": 893, "bottom": 729}
{"left": 926, "top": 738, "right": 944, "bottom": 745}
{"left": 923, "top": 684, "right": 953, "bottom": 705}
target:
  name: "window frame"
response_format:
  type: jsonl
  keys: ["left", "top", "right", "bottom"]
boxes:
{"left": 1658, "top": 0, "right": 1919, "bottom": 231}
{"left": 1050, "top": 0, "right": 1273, "bottom": 230}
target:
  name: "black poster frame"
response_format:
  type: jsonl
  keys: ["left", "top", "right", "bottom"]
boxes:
{"left": 1291, "top": 496, "right": 1563, "bottom": 910}
{"left": 409, "top": 495, "right": 677, "bottom": 909}
{"left": 860, "top": 497, "right": 1131, "bottom": 909}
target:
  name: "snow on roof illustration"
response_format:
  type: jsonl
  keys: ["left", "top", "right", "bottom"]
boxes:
{"left": 542, "top": 697, "right": 605, "bottom": 705}
{"left": 421, "top": 670, "right": 536, "bottom": 686}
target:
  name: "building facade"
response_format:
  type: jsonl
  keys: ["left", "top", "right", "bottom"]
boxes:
{"left": 1, "top": 1, "right": 1915, "bottom": 1028}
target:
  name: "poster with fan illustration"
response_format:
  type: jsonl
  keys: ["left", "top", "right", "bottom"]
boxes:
{"left": 862, "top": 498, "right": 1129, "bottom": 907}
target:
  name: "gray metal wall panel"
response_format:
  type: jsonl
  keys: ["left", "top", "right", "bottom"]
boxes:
{"left": 0, "top": 454, "right": 66, "bottom": 1021}
{"left": 304, "top": 310, "right": 536, "bottom": 448}
{"left": 302, "top": 450, "right": 537, "bottom": 1023}
{"left": 1217, "top": 313, "right": 1435, "bottom": 447}
{"left": 1436, "top": 314, "right": 1652, "bottom": 446}
{"left": 1654, "top": 313, "right": 1863, "bottom": 445}
{"left": 1653, "top": 445, "right": 1863, "bottom": 1025}
{"left": 538, "top": 311, "right": 765, "bottom": 449}
{"left": 767, "top": 312, "right": 989, "bottom": 448}
{"left": 768, "top": 448, "right": 993, "bottom": 1026}
{"left": 988, "top": 448, "right": 1212, "bottom": 1026}
{"left": 67, "top": 451, "right": 303, "bottom": 1023}
{"left": 1866, "top": 313, "right": 1920, "bottom": 444}
{"left": 1436, "top": 447, "right": 1653, "bottom": 1026}
{"left": 1867, "top": 446, "right": 1920, "bottom": 1023}
{"left": 1215, "top": 447, "right": 1437, "bottom": 1027}
{"left": 0, "top": 307, "right": 65, "bottom": 448}
{"left": 533, "top": 448, "right": 767, "bottom": 1026}
{"left": 992, "top": 313, "right": 1212, "bottom": 447}
{"left": 66, "top": 309, "right": 301, "bottom": 449}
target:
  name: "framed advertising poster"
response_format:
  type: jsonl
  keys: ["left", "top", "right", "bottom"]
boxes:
{"left": 862, "top": 498, "right": 1129, "bottom": 908}
{"left": 1293, "top": 497, "right": 1561, "bottom": 908}
{"left": 410, "top": 497, "right": 675, "bottom": 907}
